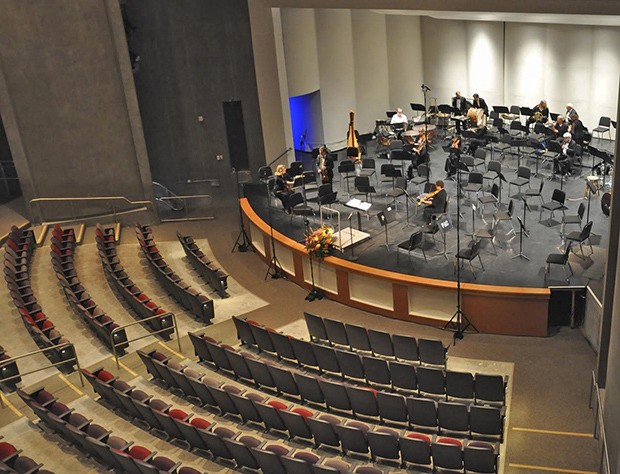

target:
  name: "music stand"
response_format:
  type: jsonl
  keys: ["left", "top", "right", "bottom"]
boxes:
{"left": 517, "top": 197, "right": 531, "bottom": 237}
{"left": 377, "top": 205, "right": 397, "bottom": 250}
{"left": 347, "top": 213, "right": 358, "bottom": 261}
{"left": 497, "top": 172, "right": 508, "bottom": 208}
{"left": 444, "top": 153, "right": 478, "bottom": 342}
{"left": 512, "top": 216, "right": 529, "bottom": 260}
{"left": 401, "top": 188, "right": 416, "bottom": 229}
{"left": 434, "top": 214, "right": 453, "bottom": 259}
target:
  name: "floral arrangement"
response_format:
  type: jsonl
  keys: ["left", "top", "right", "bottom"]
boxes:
{"left": 304, "top": 225, "right": 334, "bottom": 259}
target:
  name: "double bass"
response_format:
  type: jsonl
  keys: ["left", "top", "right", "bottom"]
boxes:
{"left": 347, "top": 111, "right": 362, "bottom": 164}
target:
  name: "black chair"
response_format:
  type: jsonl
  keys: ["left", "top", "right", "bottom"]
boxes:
{"left": 258, "top": 166, "right": 273, "bottom": 182}
{"left": 362, "top": 356, "right": 391, "bottom": 388}
{"left": 437, "top": 401, "right": 469, "bottom": 436}
{"left": 418, "top": 339, "right": 447, "bottom": 367}
{"left": 508, "top": 166, "right": 531, "bottom": 197}
{"left": 524, "top": 180, "right": 544, "bottom": 208}
{"left": 344, "top": 323, "right": 371, "bottom": 352}
{"left": 400, "top": 433, "right": 433, "bottom": 470}
{"left": 323, "top": 318, "right": 349, "bottom": 347}
{"left": 539, "top": 189, "right": 567, "bottom": 226}
{"left": 417, "top": 367, "right": 446, "bottom": 399}
{"left": 377, "top": 391, "right": 408, "bottom": 425}
{"left": 318, "top": 184, "right": 338, "bottom": 208}
{"left": 304, "top": 312, "right": 327, "bottom": 342}
{"left": 463, "top": 172, "right": 483, "bottom": 201}
{"left": 396, "top": 231, "right": 427, "bottom": 265}
{"left": 410, "top": 164, "right": 430, "bottom": 187}
{"left": 367, "top": 429, "right": 401, "bottom": 463}
{"left": 359, "top": 158, "right": 377, "bottom": 183}
{"left": 290, "top": 338, "right": 320, "bottom": 370}
{"left": 478, "top": 183, "right": 499, "bottom": 216}
{"left": 493, "top": 199, "right": 515, "bottom": 235}
{"left": 289, "top": 192, "right": 314, "bottom": 218}
{"left": 432, "top": 438, "right": 464, "bottom": 471}
{"left": 565, "top": 221, "right": 594, "bottom": 258}
{"left": 445, "top": 370, "right": 475, "bottom": 401}
{"left": 354, "top": 176, "right": 377, "bottom": 202}
{"left": 295, "top": 372, "right": 325, "bottom": 407}
{"left": 320, "top": 379, "right": 352, "bottom": 414}
{"left": 334, "top": 348, "right": 365, "bottom": 381}
{"left": 407, "top": 397, "right": 438, "bottom": 431}
{"left": 392, "top": 334, "right": 419, "bottom": 363}
{"left": 474, "top": 374, "right": 507, "bottom": 406}
{"left": 464, "top": 441, "right": 499, "bottom": 474}
{"left": 380, "top": 164, "right": 402, "bottom": 190}
{"left": 338, "top": 160, "right": 356, "bottom": 193}
{"left": 593, "top": 116, "right": 611, "bottom": 141}
{"left": 390, "top": 360, "right": 418, "bottom": 393}
{"left": 334, "top": 424, "right": 370, "bottom": 458}
{"left": 470, "top": 405, "right": 505, "bottom": 442}
{"left": 347, "top": 385, "right": 380, "bottom": 420}
{"left": 368, "top": 329, "right": 394, "bottom": 358}
{"left": 561, "top": 202, "right": 585, "bottom": 237}
{"left": 454, "top": 240, "right": 484, "bottom": 279}
{"left": 307, "top": 416, "right": 341, "bottom": 450}
{"left": 545, "top": 243, "right": 573, "bottom": 283}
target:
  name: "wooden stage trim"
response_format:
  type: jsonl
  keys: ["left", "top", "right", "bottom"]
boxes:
{"left": 241, "top": 198, "right": 550, "bottom": 336}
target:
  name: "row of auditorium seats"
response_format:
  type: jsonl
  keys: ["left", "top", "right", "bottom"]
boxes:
{"left": 5, "top": 225, "right": 75, "bottom": 370}
{"left": 17, "top": 386, "right": 201, "bottom": 474}
{"left": 51, "top": 225, "right": 128, "bottom": 352}
{"left": 135, "top": 224, "right": 214, "bottom": 323}
{"left": 186, "top": 333, "right": 505, "bottom": 441}
{"left": 176, "top": 232, "right": 229, "bottom": 299}
{"left": 0, "top": 345, "right": 20, "bottom": 389}
{"left": 232, "top": 316, "right": 506, "bottom": 406}
{"left": 304, "top": 312, "right": 448, "bottom": 366}
{"left": 96, "top": 224, "right": 174, "bottom": 339}
{"left": 0, "top": 439, "right": 50, "bottom": 474}
{"left": 83, "top": 366, "right": 386, "bottom": 474}
{"left": 138, "top": 349, "right": 500, "bottom": 472}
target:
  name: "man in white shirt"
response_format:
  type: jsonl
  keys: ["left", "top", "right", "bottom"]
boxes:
{"left": 390, "top": 107, "right": 408, "bottom": 125}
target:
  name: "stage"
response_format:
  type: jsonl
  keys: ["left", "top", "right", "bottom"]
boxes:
{"left": 240, "top": 134, "right": 612, "bottom": 335}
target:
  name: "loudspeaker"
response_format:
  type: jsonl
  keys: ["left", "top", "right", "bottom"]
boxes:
{"left": 223, "top": 100, "right": 250, "bottom": 171}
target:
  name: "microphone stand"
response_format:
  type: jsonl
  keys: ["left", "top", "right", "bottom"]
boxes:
{"left": 421, "top": 84, "right": 430, "bottom": 157}
{"left": 348, "top": 213, "right": 358, "bottom": 261}
{"left": 232, "top": 167, "right": 252, "bottom": 253}
{"left": 304, "top": 219, "right": 324, "bottom": 302}
{"left": 265, "top": 181, "right": 284, "bottom": 280}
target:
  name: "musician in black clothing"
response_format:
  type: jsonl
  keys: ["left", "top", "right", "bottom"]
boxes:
{"left": 451, "top": 91, "right": 469, "bottom": 114}
{"left": 527, "top": 99, "right": 550, "bottom": 128}
{"left": 570, "top": 115, "right": 587, "bottom": 146}
{"left": 471, "top": 93, "right": 489, "bottom": 116}
{"left": 273, "top": 164, "right": 294, "bottom": 212}
{"left": 550, "top": 115, "right": 569, "bottom": 138}
{"left": 421, "top": 180, "right": 447, "bottom": 224}
{"left": 316, "top": 145, "right": 334, "bottom": 184}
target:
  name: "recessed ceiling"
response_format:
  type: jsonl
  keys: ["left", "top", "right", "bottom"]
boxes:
{"left": 371, "top": 9, "right": 620, "bottom": 27}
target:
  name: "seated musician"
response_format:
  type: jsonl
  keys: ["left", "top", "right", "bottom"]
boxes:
{"left": 465, "top": 108, "right": 488, "bottom": 154}
{"left": 451, "top": 91, "right": 468, "bottom": 114}
{"left": 471, "top": 93, "right": 489, "bottom": 116}
{"left": 565, "top": 103, "right": 579, "bottom": 123}
{"left": 527, "top": 100, "right": 550, "bottom": 128}
{"left": 273, "top": 164, "right": 294, "bottom": 213}
{"left": 569, "top": 114, "right": 587, "bottom": 146}
{"left": 555, "top": 132, "right": 576, "bottom": 175}
{"left": 445, "top": 136, "right": 461, "bottom": 179}
{"left": 390, "top": 107, "right": 408, "bottom": 136}
{"left": 316, "top": 145, "right": 334, "bottom": 184}
{"left": 550, "top": 115, "right": 569, "bottom": 138}
{"left": 421, "top": 180, "right": 447, "bottom": 224}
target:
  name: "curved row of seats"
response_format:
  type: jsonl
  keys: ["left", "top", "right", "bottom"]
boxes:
{"left": 17, "top": 386, "right": 201, "bottom": 474}
{"left": 83, "top": 366, "right": 383, "bottom": 474}
{"left": 5, "top": 225, "right": 75, "bottom": 370}
{"left": 0, "top": 344, "right": 20, "bottom": 388}
{"left": 0, "top": 439, "right": 51, "bottom": 473}
{"left": 304, "top": 312, "right": 448, "bottom": 366}
{"left": 96, "top": 225, "right": 174, "bottom": 339}
{"left": 51, "top": 225, "right": 128, "bottom": 352}
{"left": 232, "top": 316, "right": 506, "bottom": 406}
{"left": 177, "top": 232, "right": 229, "bottom": 298}
{"left": 135, "top": 224, "right": 214, "bottom": 323}
{"left": 186, "top": 333, "right": 504, "bottom": 441}
{"left": 138, "top": 349, "right": 500, "bottom": 473}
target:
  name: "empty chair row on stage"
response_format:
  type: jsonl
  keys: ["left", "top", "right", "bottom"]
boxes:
{"left": 17, "top": 385, "right": 200, "bottom": 474}
{"left": 137, "top": 348, "right": 501, "bottom": 472}
{"left": 177, "top": 232, "right": 229, "bottom": 298}
{"left": 303, "top": 312, "right": 448, "bottom": 366}
{"left": 0, "top": 439, "right": 51, "bottom": 474}
{"left": 186, "top": 332, "right": 505, "bottom": 441}
{"left": 96, "top": 224, "right": 174, "bottom": 339}
{"left": 5, "top": 224, "right": 76, "bottom": 371}
{"left": 232, "top": 316, "right": 506, "bottom": 406}
{"left": 51, "top": 225, "right": 128, "bottom": 353}
{"left": 136, "top": 224, "right": 214, "bottom": 323}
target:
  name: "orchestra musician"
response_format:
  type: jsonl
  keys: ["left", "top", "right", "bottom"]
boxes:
{"left": 273, "top": 164, "right": 294, "bottom": 213}
{"left": 390, "top": 107, "right": 408, "bottom": 137}
{"left": 445, "top": 135, "right": 461, "bottom": 179}
{"left": 527, "top": 100, "right": 550, "bottom": 128}
{"left": 565, "top": 103, "right": 579, "bottom": 123}
{"left": 555, "top": 132, "right": 576, "bottom": 176}
{"left": 421, "top": 180, "right": 447, "bottom": 224}
{"left": 465, "top": 107, "right": 489, "bottom": 154}
{"left": 451, "top": 91, "right": 469, "bottom": 114}
{"left": 316, "top": 145, "right": 334, "bottom": 184}
{"left": 550, "top": 115, "right": 569, "bottom": 138}
{"left": 471, "top": 94, "right": 489, "bottom": 116}
{"left": 569, "top": 114, "right": 587, "bottom": 146}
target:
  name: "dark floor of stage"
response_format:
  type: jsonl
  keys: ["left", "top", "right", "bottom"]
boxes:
{"left": 245, "top": 135, "right": 613, "bottom": 294}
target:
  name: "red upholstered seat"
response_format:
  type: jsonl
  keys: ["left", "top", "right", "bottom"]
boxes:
{"left": 129, "top": 445, "right": 151, "bottom": 460}
{"left": 190, "top": 417, "right": 211, "bottom": 430}
{"left": 267, "top": 400, "right": 287, "bottom": 411}
{"left": 292, "top": 407, "right": 313, "bottom": 418}
{"left": 406, "top": 432, "right": 432, "bottom": 444}
{"left": 169, "top": 409, "right": 188, "bottom": 420}
{"left": 97, "top": 370, "right": 115, "bottom": 383}
{"left": 0, "top": 441, "right": 17, "bottom": 460}
{"left": 437, "top": 437, "right": 462, "bottom": 446}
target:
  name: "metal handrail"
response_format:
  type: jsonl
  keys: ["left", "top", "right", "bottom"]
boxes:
{"left": 28, "top": 196, "right": 156, "bottom": 226}
{"left": 590, "top": 371, "right": 610, "bottom": 474}
{"left": 109, "top": 312, "right": 182, "bottom": 369}
{"left": 0, "top": 342, "right": 84, "bottom": 407}
{"left": 158, "top": 194, "right": 215, "bottom": 222}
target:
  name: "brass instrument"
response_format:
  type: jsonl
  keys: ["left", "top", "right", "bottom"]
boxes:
{"left": 417, "top": 187, "right": 440, "bottom": 206}
{"left": 531, "top": 111, "right": 544, "bottom": 122}
{"left": 347, "top": 111, "right": 362, "bottom": 164}
{"left": 378, "top": 133, "right": 394, "bottom": 146}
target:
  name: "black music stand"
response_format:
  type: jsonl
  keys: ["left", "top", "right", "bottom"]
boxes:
{"left": 512, "top": 216, "right": 529, "bottom": 260}
{"left": 347, "top": 213, "right": 358, "bottom": 262}
{"left": 497, "top": 172, "right": 508, "bottom": 208}
{"left": 434, "top": 214, "right": 453, "bottom": 259}
{"left": 232, "top": 167, "right": 252, "bottom": 253}
{"left": 377, "top": 206, "right": 397, "bottom": 250}
{"left": 265, "top": 181, "right": 285, "bottom": 280}
{"left": 401, "top": 189, "right": 415, "bottom": 229}
{"left": 466, "top": 203, "right": 477, "bottom": 241}
{"left": 517, "top": 197, "right": 531, "bottom": 238}
{"left": 444, "top": 155, "right": 478, "bottom": 343}
{"left": 304, "top": 219, "right": 324, "bottom": 302}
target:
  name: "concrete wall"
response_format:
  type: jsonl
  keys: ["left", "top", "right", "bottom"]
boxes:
{"left": 0, "top": 0, "right": 154, "bottom": 222}
{"left": 126, "top": 0, "right": 266, "bottom": 194}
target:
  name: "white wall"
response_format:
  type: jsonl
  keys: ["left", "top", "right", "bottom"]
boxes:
{"left": 275, "top": 9, "right": 620, "bottom": 146}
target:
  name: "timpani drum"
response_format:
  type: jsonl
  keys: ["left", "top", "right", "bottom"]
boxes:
{"left": 403, "top": 124, "right": 437, "bottom": 145}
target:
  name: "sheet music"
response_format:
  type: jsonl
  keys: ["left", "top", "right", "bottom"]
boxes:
{"left": 345, "top": 198, "right": 372, "bottom": 212}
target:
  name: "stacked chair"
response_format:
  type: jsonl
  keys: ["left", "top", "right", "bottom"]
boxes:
{"left": 4, "top": 225, "right": 76, "bottom": 370}
{"left": 140, "top": 345, "right": 501, "bottom": 473}
{"left": 95, "top": 224, "right": 174, "bottom": 339}
{"left": 177, "top": 232, "right": 229, "bottom": 298}
{"left": 17, "top": 386, "right": 201, "bottom": 474}
{"left": 0, "top": 439, "right": 51, "bottom": 473}
{"left": 135, "top": 224, "right": 214, "bottom": 323}
{"left": 51, "top": 225, "right": 128, "bottom": 352}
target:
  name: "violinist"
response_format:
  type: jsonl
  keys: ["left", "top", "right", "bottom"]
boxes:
{"left": 409, "top": 132, "right": 430, "bottom": 171}
{"left": 421, "top": 180, "right": 447, "bottom": 224}
{"left": 445, "top": 136, "right": 461, "bottom": 178}
{"left": 316, "top": 145, "right": 333, "bottom": 184}
{"left": 273, "top": 164, "right": 294, "bottom": 213}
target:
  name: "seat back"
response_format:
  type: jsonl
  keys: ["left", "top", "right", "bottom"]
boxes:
{"left": 600, "top": 116, "right": 611, "bottom": 127}
{"left": 517, "top": 166, "right": 530, "bottom": 179}
{"left": 417, "top": 164, "right": 430, "bottom": 178}
{"left": 507, "top": 199, "right": 514, "bottom": 216}
{"left": 394, "top": 177, "right": 407, "bottom": 190}
{"left": 468, "top": 172, "right": 483, "bottom": 185}
{"left": 490, "top": 183, "right": 499, "bottom": 199}
{"left": 580, "top": 221, "right": 593, "bottom": 241}
{"left": 288, "top": 192, "right": 305, "bottom": 209}
{"left": 409, "top": 231, "right": 424, "bottom": 250}
{"left": 470, "top": 240, "right": 482, "bottom": 259}
{"left": 577, "top": 202, "right": 586, "bottom": 220}
{"left": 487, "top": 160, "right": 501, "bottom": 174}
{"left": 551, "top": 189, "right": 566, "bottom": 205}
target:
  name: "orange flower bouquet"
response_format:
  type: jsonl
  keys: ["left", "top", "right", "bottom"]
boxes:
{"left": 304, "top": 225, "right": 334, "bottom": 260}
